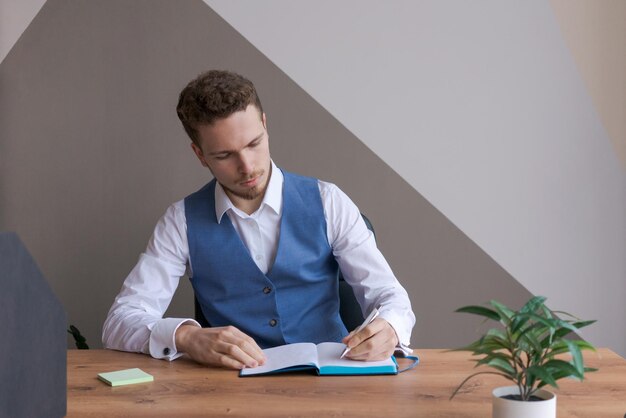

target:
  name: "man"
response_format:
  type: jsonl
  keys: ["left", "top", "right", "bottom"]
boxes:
{"left": 102, "top": 70, "right": 415, "bottom": 370}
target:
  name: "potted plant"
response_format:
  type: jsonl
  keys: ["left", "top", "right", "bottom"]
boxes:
{"left": 450, "top": 296, "right": 597, "bottom": 418}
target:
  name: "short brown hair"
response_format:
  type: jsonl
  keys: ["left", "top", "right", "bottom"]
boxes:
{"left": 176, "top": 70, "right": 263, "bottom": 145}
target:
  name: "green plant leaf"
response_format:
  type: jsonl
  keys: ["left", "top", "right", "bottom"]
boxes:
{"left": 489, "top": 300, "right": 515, "bottom": 325}
{"left": 536, "top": 369, "right": 572, "bottom": 388}
{"left": 518, "top": 313, "right": 561, "bottom": 336}
{"left": 481, "top": 330, "right": 510, "bottom": 351}
{"left": 575, "top": 339, "right": 597, "bottom": 352}
{"left": 455, "top": 305, "right": 500, "bottom": 321}
{"left": 510, "top": 317, "right": 528, "bottom": 336}
{"left": 540, "top": 306, "right": 558, "bottom": 329}
{"left": 476, "top": 351, "right": 512, "bottom": 361}
{"left": 518, "top": 326, "right": 544, "bottom": 355}
{"left": 539, "top": 336, "right": 554, "bottom": 350}
{"left": 543, "top": 359, "right": 580, "bottom": 378}
{"left": 555, "top": 318, "right": 581, "bottom": 334}
{"left": 517, "top": 321, "right": 547, "bottom": 342}
{"left": 551, "top": 309, "right": 577, "bottom": 319}
{"left": 565, "top": 340, "right": 584, "bottom": 378}
{"left": 536, "top": 358, "right": 588, "bottom": 389}
{"left": 546, "top": 320, "right": 594, "bottom": 343}
{"left": 449, "top": 371, "right": 513, "bottom": 400}
{"left": 546, "top": 340, "right": 585, "bottom": 357}
{"left": 511, "top": 313, "right": 539, "bottom": 337}
{"left": 527, "top": 365, "right": 559, "bottom": 389}
{"left": 520, "top": 295, "right": 547, "bottom": 314}
{"left": 485, "top": 328, "right": 507, "bottom": 340}
{"left": 480, "top": 356, "right": 516, "bottom": 376}
{"left": 543, "top": 338, "right": 566, "bottom": 353}
{"left": 570, "top": 319, "right": 597, "bottom": 330}
{"left": 450, "top": 336, "right": 503, "bottom": 354}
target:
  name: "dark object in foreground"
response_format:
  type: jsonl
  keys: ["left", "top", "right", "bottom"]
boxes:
{"left": 0, "top": 232, "right": 67, "bottom": 417}
{"left": 68, "top": 325, "right": 89, "bottom": 349}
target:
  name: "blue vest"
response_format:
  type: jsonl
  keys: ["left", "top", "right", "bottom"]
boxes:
{"left": 184, "top": 170, "right": 348, "bottom": 348}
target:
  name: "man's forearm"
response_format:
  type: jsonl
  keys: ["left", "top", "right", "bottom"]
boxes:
{"left": 102, "top": 306, "right": 153, "bottom": 353}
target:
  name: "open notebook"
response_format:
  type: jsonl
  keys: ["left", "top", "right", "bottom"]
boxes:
{"left": 239, "top": 342, "right": 398, "bottom": 377}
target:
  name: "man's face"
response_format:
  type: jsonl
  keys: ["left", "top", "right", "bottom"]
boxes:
{"left": 191, "top": 105, "right": 271, "bottom": 206}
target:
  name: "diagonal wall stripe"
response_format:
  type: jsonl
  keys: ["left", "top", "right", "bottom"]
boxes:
{"left": 0, "top": 0, "right": 47, "bottom": 64}
{"left": 0, "top": 0, "right": 535, "bottom": 350}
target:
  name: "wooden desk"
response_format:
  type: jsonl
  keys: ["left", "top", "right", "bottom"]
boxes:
{"left": 68, "top": 348, "right": 626, "bottom": 417}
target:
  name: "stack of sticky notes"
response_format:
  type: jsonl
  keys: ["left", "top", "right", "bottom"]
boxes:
{"left": 97, "top": 368, "right": 154, "bottom": 387}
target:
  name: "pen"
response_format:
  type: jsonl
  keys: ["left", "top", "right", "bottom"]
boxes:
{"left": 340, "top": 306, "right": 381, "bottom": 359}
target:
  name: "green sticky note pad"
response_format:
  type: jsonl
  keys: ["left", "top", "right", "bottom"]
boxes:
{"left": 98, "top": 368, "right": 154, "bottom": 387}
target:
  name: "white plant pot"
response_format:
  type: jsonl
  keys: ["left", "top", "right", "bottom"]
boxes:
{"left": 492, "top": 386, "right": 556, "bottom": 418}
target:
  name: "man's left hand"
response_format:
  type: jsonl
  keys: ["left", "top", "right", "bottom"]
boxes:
{"left": 341, "top": 318, "right": 398, "bottom": 361}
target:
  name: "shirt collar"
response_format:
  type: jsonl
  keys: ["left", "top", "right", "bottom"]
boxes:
{"left": 214, "top": 160, "right": 283, "bottom": 223}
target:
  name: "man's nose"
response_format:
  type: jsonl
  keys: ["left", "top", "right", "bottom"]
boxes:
{"left": 238, "top": 152, "right": 253, "bottom": 174}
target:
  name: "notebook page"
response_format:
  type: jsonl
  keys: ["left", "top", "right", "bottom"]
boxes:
{"left": 316, "top": 342, "right": 395, "bottom": 368}
{"left": 240, "top": 342, "right": 319, "bottom": 376}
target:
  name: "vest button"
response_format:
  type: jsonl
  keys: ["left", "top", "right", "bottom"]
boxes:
{"left": 269, "top": 319, "right": 277, "bottom": 327}
{"left": 263, "top": 287, "right": 271, "bottom": 294}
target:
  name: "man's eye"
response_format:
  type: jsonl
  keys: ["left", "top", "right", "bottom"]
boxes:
{"left": 215, "top": 154, "right": 229, "bottom": 160}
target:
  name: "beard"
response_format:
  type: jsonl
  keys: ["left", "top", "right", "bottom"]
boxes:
{"left": 223, "top": 183, "right": 263, "bottom": 201}
{"left": 222, "top": 168, "right": 267, "bottom": 201}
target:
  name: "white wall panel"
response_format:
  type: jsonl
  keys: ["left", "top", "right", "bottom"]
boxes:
{"left": 205, "top": 0, "right": 626, "bottom": 353}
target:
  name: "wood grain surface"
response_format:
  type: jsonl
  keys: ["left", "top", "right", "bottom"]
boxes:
{"left": 67, "top": 348, "right": 626, "bottom": 417}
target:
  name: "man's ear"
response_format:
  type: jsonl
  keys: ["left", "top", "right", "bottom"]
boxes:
{"left": 190, "top": 142, "right": 209, "bottom": 168}
{"left": 262, "top": 112, "right": 267, "bottom": 130}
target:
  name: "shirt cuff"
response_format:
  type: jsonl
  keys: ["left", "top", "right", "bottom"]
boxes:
{"left": 148, "top": 318, "right": 201, "bottom": 361}
{"left": 395, "top": 342, "right": 414, "bottom": 356}
{"left": 378, "top": 311, "right": 413, "bottom": 355}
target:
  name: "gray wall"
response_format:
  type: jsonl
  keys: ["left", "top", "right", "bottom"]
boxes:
{"left": 1, "top": 0, "right": 624, "bottom": 355}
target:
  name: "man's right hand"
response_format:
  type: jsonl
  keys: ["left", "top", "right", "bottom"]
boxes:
{"left": 175, "top": 324, "right": 267, "bottom": 369}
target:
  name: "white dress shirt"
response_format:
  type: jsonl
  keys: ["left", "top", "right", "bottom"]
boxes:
{"left": 102, "top": 161, "right": 415, "bottom": 360}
